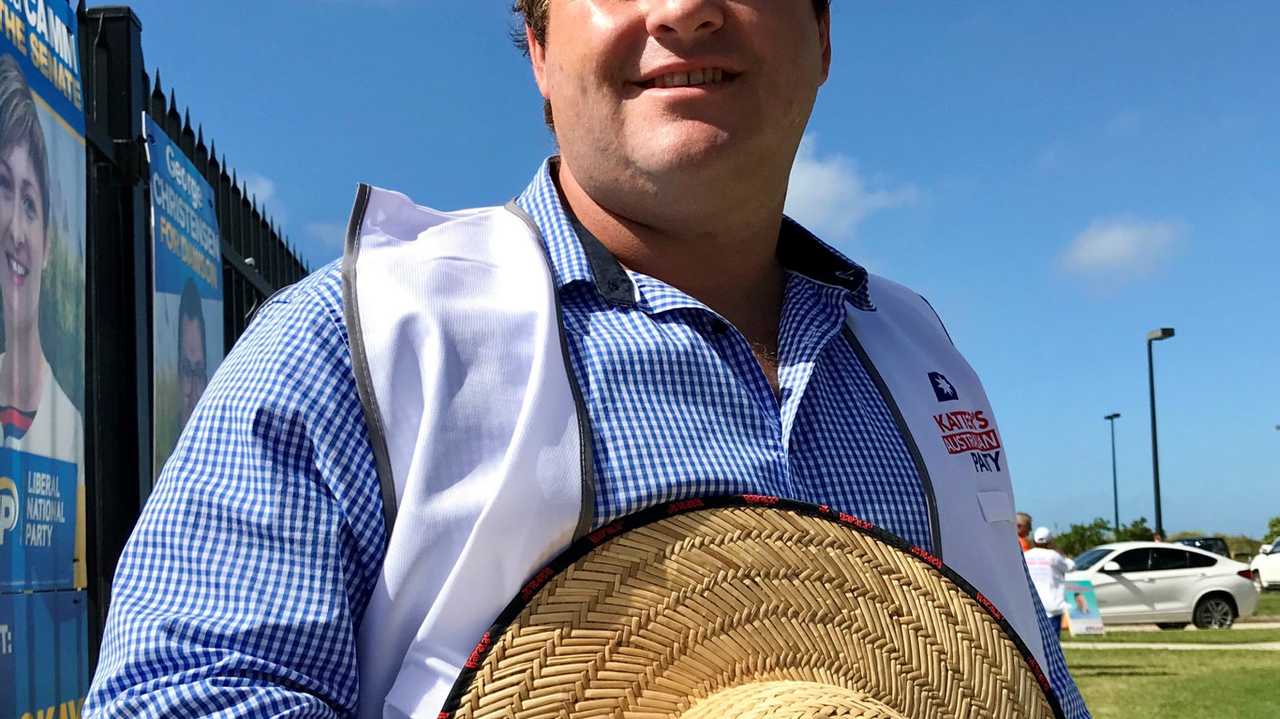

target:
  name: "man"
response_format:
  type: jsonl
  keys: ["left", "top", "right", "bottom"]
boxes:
{"left": 1018, "top": 511, "right": 1034, "bottom": 551}
{"left": 176, "top": 278, "right": 207, "bottom": 429}
{"left": 1025, "top": 527, "right": 1076, "bottom": 634}
{"left": 88, "top": 2, "right": 1088, "bottom": 718}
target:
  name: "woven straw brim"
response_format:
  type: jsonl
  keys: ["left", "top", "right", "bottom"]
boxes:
{"left": 442, "top": 497, "right": 1060, "bottom": 719}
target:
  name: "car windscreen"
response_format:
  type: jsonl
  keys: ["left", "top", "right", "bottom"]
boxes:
{"left": 1073, "top": 548, "right": 1112, "bottom": 571}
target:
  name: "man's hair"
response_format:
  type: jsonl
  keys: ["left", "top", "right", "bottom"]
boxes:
{"left": 512, "top": 1, "right": 833, "bottom": 128}
{"left": 0, "top": 54, "right": 50, "bottom": 232}
{"left": 178, "top": 278, "right": 207, "bottom": 360}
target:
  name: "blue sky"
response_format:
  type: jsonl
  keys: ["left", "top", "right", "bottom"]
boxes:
{"left": 114, "top": 1, "right": 1279, "bottom": 539}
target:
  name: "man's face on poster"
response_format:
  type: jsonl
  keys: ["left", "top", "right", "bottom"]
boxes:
{"left": 0, "top": 142, "right": 46, "bottom": 333}
{"left": 178, "top": 315, "right": 206, "bottom": 426}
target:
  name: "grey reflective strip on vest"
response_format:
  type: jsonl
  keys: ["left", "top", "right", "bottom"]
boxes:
{"left": 342, "top": 183, "right": 400, "bottom": 536}
{"left": 504, "top": 201, "right": 597, "bottom": 541}
{"left": 841, "top": 325, "right": 943, "bottom": 559}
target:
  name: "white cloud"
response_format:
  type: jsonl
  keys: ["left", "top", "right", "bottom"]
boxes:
{"left": 303, "top": 221, "right": 348, "bottom": 263}
{"left": 242, "top": 173, "right": 275, "bottom": 206}
{"left": 785, "top": 136, "right": 919, "bottom": 247}
{"left": 243, "top": 172, "right": 287, "bottom": 225}
{"left": 1060, "top": 216, "right": 1185, "bottom": 282}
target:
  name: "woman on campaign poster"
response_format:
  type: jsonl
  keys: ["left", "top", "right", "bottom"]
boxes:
{"left": 0, "top": 53, "right": 85, "bottom": 588}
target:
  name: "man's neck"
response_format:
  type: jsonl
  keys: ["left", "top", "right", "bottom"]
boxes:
{"left": 555, "top": 160, "right": 787, "bottom": 350}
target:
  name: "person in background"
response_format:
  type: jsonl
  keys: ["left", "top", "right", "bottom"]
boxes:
{"left": 1025, "top": 527, "right": 1075, "bottom": 634}
{"left": 1016, "top": 511, "right": 1033, "bottom": 551}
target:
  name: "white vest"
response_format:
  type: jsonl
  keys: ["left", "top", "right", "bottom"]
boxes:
{"left": 342, "top": 186, "right": 1050, "bottom": 718}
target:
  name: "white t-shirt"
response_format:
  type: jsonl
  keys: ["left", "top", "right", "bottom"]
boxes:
{"left": 1024, "top": 546, "right": 1074, "bottom": 616}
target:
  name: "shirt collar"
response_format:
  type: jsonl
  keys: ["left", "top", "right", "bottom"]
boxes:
{"left": 514, "top": 157, "right": 874, "bottom": 312}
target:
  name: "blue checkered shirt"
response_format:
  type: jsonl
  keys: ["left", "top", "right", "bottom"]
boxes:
{"left": 87, "top": 160, "right": 1087, "bottom": 718}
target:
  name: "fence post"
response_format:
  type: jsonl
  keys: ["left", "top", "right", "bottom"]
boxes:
{"left": 80, "top": 3, "right": 150, "bottom": 670}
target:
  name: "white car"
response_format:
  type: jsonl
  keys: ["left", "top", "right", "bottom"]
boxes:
{"left": 1251, "top": 538, "right": 1280, "bottom": 591}
{"left": 1066, "top": 541, "right": 1258, "bottom": 629}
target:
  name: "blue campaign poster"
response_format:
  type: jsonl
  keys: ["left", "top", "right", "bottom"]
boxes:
{"left": 143, "top": 115, "right": 224, "bottom": 478}
{"left": 0, "top": 1, "right": 88, "bottom": 592}
{"left": 0, "top": 449, "right": 78, "bottom": 592}
{"left": 0, "top": 0, "right": 82, "bottom": 135}
{"left": 0, "top": 590, "right": 89, "bottom": 719}
{"left": 0, "top": 4, "right": 89, "bottom": 717}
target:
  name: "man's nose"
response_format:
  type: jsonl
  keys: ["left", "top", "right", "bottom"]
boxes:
{"left": 645, "top": 0, "right": 725, "bottom": 41}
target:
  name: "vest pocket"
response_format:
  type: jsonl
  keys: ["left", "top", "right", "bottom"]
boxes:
{"left": 976, "top": 490, "right": 1014, "bottom": 524}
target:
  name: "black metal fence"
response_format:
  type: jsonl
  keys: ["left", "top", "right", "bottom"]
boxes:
{"left": 144, "top": 71, "right": 309, "bottom": 346}
{"left": 78, "top": 4, "right": 307, "bottom": 664}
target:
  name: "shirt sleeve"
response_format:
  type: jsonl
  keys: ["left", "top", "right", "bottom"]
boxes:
{"left": 1024, "top": 566, "right": 1091, "bottom": 718}
{"left": 86, "top": 266, "right": 388, "bottom": 718}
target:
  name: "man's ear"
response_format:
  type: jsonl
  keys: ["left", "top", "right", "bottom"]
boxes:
{"left": 817, "top": 12, "right": 832, "bottom": 85}
{"left": 527, "top": 24, "right": 550, "bottom": 100}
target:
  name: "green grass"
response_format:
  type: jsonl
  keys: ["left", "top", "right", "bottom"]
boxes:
{"left": 1065, "top": 628, "right": 1280, "bottom": 644}
{"left": 1252, "top": 590, "right": 1280, "bottom": 619}
{"left": 1064, "top": 648, "right": 1279, "bottom": 718}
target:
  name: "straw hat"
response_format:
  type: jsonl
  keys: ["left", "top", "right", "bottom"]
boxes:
{"left": 440, "top": 495, "right": 1062, "bottom": 719}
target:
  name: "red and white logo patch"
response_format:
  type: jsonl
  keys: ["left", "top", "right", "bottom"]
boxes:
{"left": 933, "top": 409, "right": 1004, "bottom": 473}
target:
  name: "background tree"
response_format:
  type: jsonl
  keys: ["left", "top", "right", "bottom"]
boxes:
{"left": 1054, "top": 518, "right": 1111, "bottom": 557}
{"left": 1267, "top": 515, "right": 1280, "bottom": 543}
{"left": 1115, "top": 517, "right": 1155, "bottom": 543}
{"left": 1052, "top": 517, "right": 1158, "bottom": 557}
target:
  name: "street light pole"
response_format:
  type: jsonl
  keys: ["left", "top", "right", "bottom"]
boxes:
{"left": 1105, "top": 413, "right": 1121, "bottom": 534}
{"left": 1147, "top": 328, "right": 1175, "bottom": 539}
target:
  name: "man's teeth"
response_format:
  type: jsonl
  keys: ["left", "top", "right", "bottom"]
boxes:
{"left": 654, "top": 68, "right": 726, "bottom": 88}
{"left": 7, "top": 256, "right": 26, "bottom": 278}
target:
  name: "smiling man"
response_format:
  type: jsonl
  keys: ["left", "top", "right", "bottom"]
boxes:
{"left": 88, "top": 2, "right": 1088, "bottom": 718}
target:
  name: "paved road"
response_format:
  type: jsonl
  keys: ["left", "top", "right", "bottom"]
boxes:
{"left": 1235, "top": 621, "right": 1280, "bottom": 630}
{"left": 1062, "top": 641, "right": 1280, "bottom": 651}
{"left": 1107, "top": 621, "right": 1280, "bottom": 632}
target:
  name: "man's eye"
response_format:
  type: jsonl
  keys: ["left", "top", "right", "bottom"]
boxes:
{"left": 22, "top": 195, "right": 35, "bottom": 220}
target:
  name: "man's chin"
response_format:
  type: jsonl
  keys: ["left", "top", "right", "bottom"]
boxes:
{"left": 626, "top": 129, "right": 738, "bottom": 176}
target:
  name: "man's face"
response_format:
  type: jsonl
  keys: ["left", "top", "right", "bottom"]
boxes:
{"left": 1016, "top": 516, "right": 1031, "bottom": 538}
{"left": 179, "top": 316, "right": 207, "bottom": 426}
{"left": 0, "top": 143, "right": 46, "bottom": 333}
{"left": 529, "top": 0, "right": 831, "bottom": 192}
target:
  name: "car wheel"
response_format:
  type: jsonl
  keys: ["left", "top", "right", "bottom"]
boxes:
{"left": 1192, "top": 596, "right": 1236, "bottom": 629}
{"left": 1156, "top": 623, "right": 1188, "bottom": 630}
